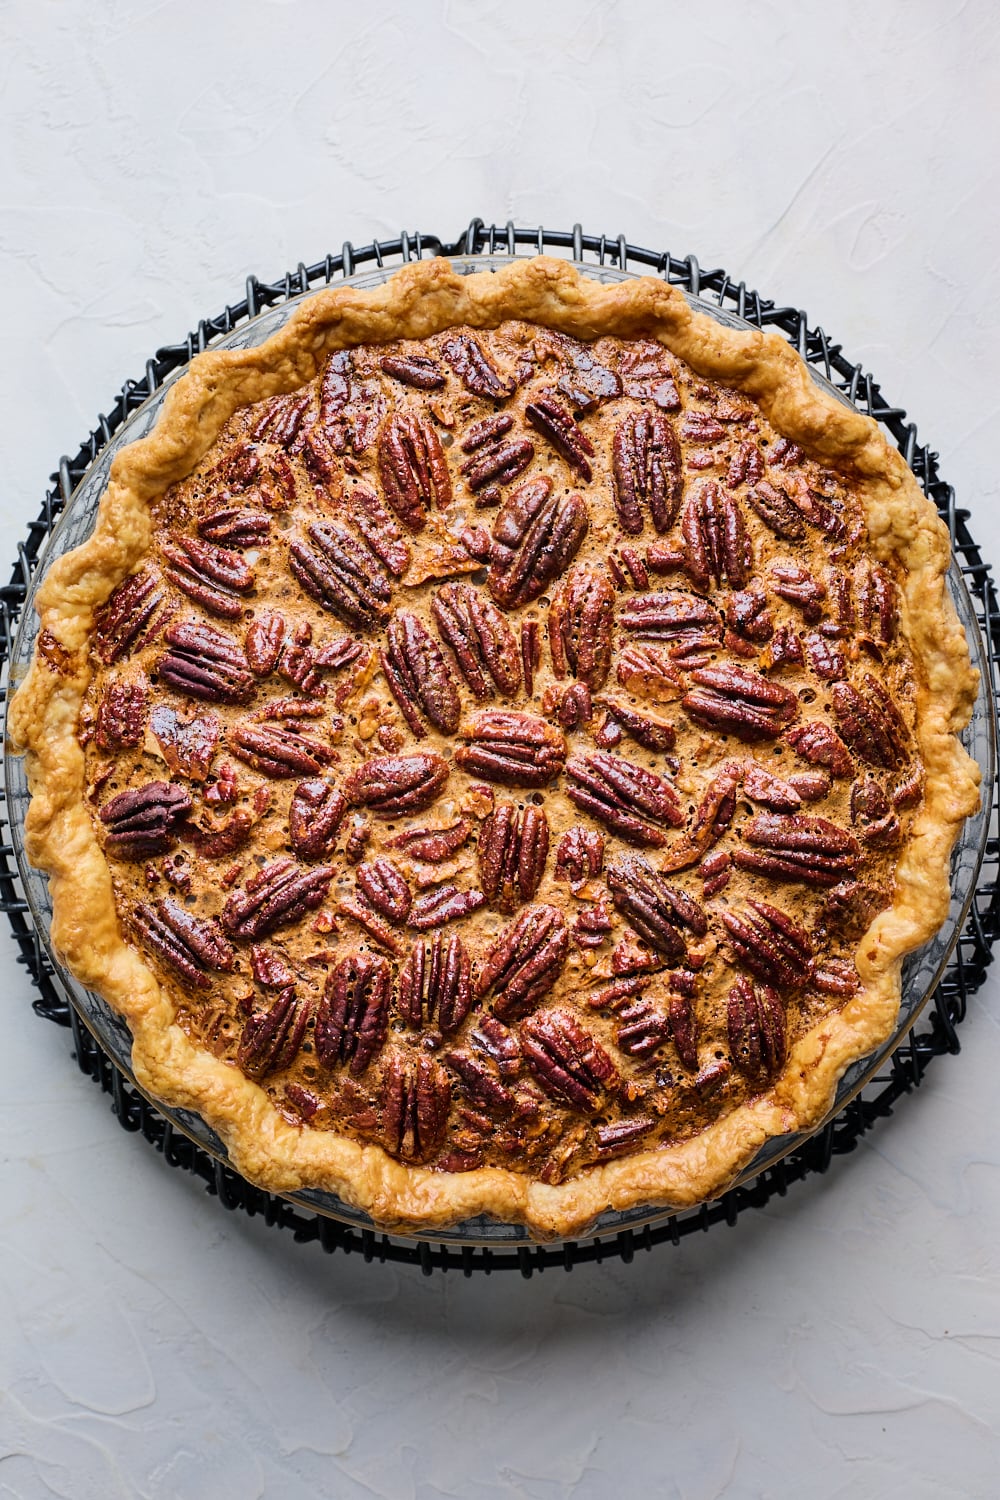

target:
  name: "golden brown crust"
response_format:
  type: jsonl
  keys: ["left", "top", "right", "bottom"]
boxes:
{"left": 10, "top": 257, "right": 981, "bottom": 1238}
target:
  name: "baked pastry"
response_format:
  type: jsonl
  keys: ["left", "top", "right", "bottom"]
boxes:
{"left": 10, "top": 256, "right": 980, "bottom": 1238}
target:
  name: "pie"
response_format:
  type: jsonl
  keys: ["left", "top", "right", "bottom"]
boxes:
{"left": 10, "top": 256, "right": 981, "bottom": 1239}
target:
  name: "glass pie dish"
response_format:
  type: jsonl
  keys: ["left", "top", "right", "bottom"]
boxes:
{"left": 6, "top": 254, "right": 993, "bottom": 1245}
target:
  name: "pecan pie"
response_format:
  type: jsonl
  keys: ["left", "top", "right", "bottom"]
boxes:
{"left": 10, "top": 257, "right": 980, "bottom": 1238}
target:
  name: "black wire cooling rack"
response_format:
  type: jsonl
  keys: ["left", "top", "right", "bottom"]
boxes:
{"left": 3, "top": 219, "right": 998, "bottom": 1278}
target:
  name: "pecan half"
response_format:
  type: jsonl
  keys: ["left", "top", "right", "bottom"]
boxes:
{"left": 338, "top": 896, "right": 401, "bottom": 955}
{"left": 300, "top": 416, "right": 348, "bottom": 486}
{"left": 617, "top": 340, "right": 681, "bottom": 409}
{"left": 456, "top": 710, "right": 567, "bottom": 788}
{"left": 554, "top": 826, "right": 604, "bottom": 892}
{"left": 356, "top": 858, "right": 412, "bottom": 924}
{"left": 245, "top": 612, "right": 286, "bottom": 676}
{"left": 471, "top": 1015, "right": 522, "bottom": 1076}
{"left": 681, "top": 483, "right": 753, "bottom": 589}
{"left": 542, "top": 681, "right": 592, "bottom": 730}
{"left": 789, "top": 482, "right": 846, "bottom": 540}
{"left": 460, "top": 434, "right": 534, "bottom": 496}
{"left": 289, "top": 520, "right": 392, "bottom": 630}
{"left": 249, "top": 945, "right": 294, "bottom": 989}
{"left": 130, "top": 898, "right": 235, "bottom": 987}
{"left": 524, "top": 387, "right": 595, "bottom": 479}
{"left": 785, "top": 720, "right": 854, "bottom": 777}
{"left": 611, "top": 409, "right": 683, "bottom": 535}
{"left": 182, "top": 807, "right": 253, "bottom": 860}
{"left": 610, "top": 995, "right": 672, "bottom": 1060}
{"left": 347, "top": 485, "right": 411, "bottom": 579}
{"left": 803, "top": 632, "right": 844, "bottom": 681}
{"left": 156, "top": 620, "right": 256, "bottom": 704}
{"left": 595, "top": 1118, "right": 657, "bottom": 1157}
{"left": 478, "top": 904, "right": 569, "bottom": 1019}
{"left": 743, "top": 762, "right": 802, "bottom": 811}
{"left": 658, "top": 762, "right": 741, "bottom": 872}
{"left": 745, "top": 480, "right": 806, "bottom": 540}
{"left": 892, "top": 765, "right": 924, "bottom": 809}
{"left": 733, "top": 812, "right": 860, "bottom": 886}
{"left": 380, "top": 352, "right": 446, "bottom": 390}
{"left": 317, "top": 348, "right": 351, "bottom": 430}
{"left": 814, "top": 957, "right": 862, "bottom": 997}
{"left": 219, "top": 443, "right": 296, "bottom": 505}
{"left": 381, "top": 610, "right": 460, "bottom": 737}
{"left": 617, "top": 546, "right": 649, "bottom": 589}
{"left": 521, "top": 621, "right": 540, "bottom": 698}
{"left": 227, "top": 717, "right": 332, "bottom": 777}
{"left": 520, "top": 1009, "right": 617, "bottom": 1113}
{"left": 788, "top": 769, "right": 832, "bottom": 801}
{"left": 565, "top": 752, "right": 683, "bottom": 847}
{"left": 377, "top": 411, "right": 452, "bottom": 530}
{"left": 548, "top": 565, "right": 615, "bottom": 689}
{"left": 619, "top": 591, "right": 722, "bottom": 656}
{"left": 398, "top": 932, "right": 474, "bottom": 1034}
{"left": 36, "top": 630, "right": 72, "bottom": 679}
{"left": 545, "top": 330, "right": 622, "bottom": 411}
{"left": 832, "top": 676, "right": 909, "bottom": 769}
{"left": 315, "top": 953, "right": 391, "bottom": 1074}
{"left": 852, "top": 559, "right": 897, "bottom": 645}
{"left": 197, "top": 504, "right": 271, "bottom": 548}
{"left": 222, "top": 858, "right": 335, "bottom": 939}
{"left": 407, "top": 885, "right": 486, "bottom": 930}
{"left": 95, "top": 567, "right": 172, "bottom": 664}
{"left": 727, "top": 441, "right": 765, "bottom": 490}
{"left": 444, "top": 1050, "right": 515, "bottom": 1114}
{"left": 381, "top": 1051, "right": 451, "bottom": 1162}
{"left": 160, "top": 533, "right": 255, "bottom": 620}
{"left": 699, "top": 849, "right": 731, "bottom": 897}
{"left": 680, "top": 412, "right": 726, "bottom": 443}
{"left": 252, "top": 391, "right": 311, "bottom": 447}
{"left": 344, "top": 752, "right": 450, "bottom": 816}
{"left": 769, "top": 564, "right": 826, "bottom": 623}
{"left": 593, "top": 697, "right": 676, "bottom": 754}
{"left": 440, "top": 333, "right": 517, "bottom": 399}
{"left": 96, "top": 678, "right": 148, "bottom": 751}
{"left": 768, "top": 437, "right": 803, "bottom": 468}
{"left": 719, "top": 900, "right": 814, "bottom": 991}
{"left": 482, "top": 477, "right": 589, "bottom": 610}
{"left": 573, "top": 897, "right": 613, "bottom": 949}
{"left": 761, "top": 624, "right": 805, "bottom": 672}
{"left": 276, "top": 622, "right": 325, "bottom": 697}
{"left": 725, "top": 589, "right": 774, "bottom": 646}
{"left": 148, "top": 705, "right": 219, "bottom": 781}
{"left": 311, "top": 351, "right": 387, "bottom": 458}
{"left": 606, "top": 853, "right": 706, "bottom": 960}
{"left": 615, "top": 644, "right": 685, "bottom": 700}
{"left": 238, "top": 989, "right": 310, "bottom": 1080}
{"left": 477, "top": 804, "right": 549, "bottom": 912}
{"left": 343, "top": 821, "right": 370, "bottom": 865}
{"left": 99, "top": 781, "right": 192, "bottom": 859}
{"left": 727, "top": 975, "right": 786, "bottom": 1080}
{"left": 289, "top": 779, "right": 347, "bottom": 858}
{"left": 388, "top": 818, "right": 472, "bottom": 862}
{"left": 462, "top": 413, "right": 513, "bottom": 452}
{"left": 682, "top": 663, "right": 799, "bottom": 740}
{"left": 432, "top": 582, "right": 521, "bottom": 699}
{"left": 668, "top": 992, "right": 700, "bottom": 1070}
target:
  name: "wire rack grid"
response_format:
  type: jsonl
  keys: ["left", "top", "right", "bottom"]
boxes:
{"left": 2, "top": 218, "right": 997, "bottom": 1277}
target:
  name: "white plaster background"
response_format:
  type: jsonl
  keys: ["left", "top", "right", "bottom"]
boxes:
{"left": 2, "top": 2, "right": 999, "bottom": 1495}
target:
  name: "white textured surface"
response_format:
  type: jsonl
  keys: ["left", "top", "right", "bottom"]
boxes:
{"left": 2, "top": 3, "right": 1000, "bottom": 1495}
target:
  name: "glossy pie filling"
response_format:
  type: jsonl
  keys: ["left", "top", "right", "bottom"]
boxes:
{"left": 78, "top": 319, "right": 924, "bottom": 1185}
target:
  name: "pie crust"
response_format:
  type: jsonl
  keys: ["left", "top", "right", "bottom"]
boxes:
{"left": 9, "top": 256, "right": 981, "bottom": 1239}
